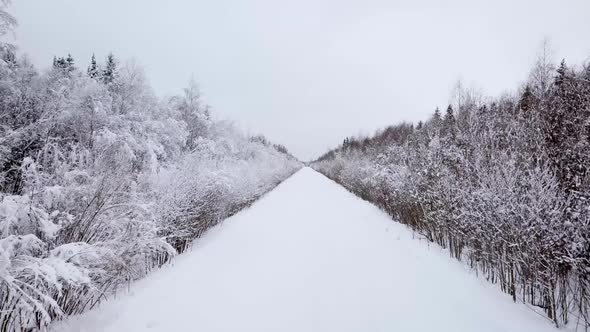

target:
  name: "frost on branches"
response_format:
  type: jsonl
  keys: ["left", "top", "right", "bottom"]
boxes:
{"left": 0, "top": 49, "right": 301, "bottom": 331}
{"left": 312, "top": 59, "right": 590, "bottom": 329}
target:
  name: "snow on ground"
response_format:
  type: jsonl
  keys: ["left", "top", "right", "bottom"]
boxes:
{"left": 52, "top": 167, "right": 558, "bottom": 332}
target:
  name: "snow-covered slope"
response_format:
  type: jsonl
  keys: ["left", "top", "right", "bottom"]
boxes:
{"left": 52, "top": 167, "right": 558, "bottom": 332}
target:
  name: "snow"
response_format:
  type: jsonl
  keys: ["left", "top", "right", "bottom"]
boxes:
{"left": 52, "top": 167, "right": 558, "bottom": 332}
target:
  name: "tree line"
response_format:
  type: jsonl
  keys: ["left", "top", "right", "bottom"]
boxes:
{"left": 0, "top": 47, "right": 300, "bottom": 331}
{"left": 312, "top": 49, "right": 590, "bottom": 329}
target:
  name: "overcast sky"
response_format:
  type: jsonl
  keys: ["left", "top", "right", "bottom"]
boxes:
{"left": 10, "top": 0, "right": 590, "bottom": 160}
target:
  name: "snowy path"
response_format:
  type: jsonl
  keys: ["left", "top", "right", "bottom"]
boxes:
{"left": 54, "top": 167, "right": 557, "bottom": 332}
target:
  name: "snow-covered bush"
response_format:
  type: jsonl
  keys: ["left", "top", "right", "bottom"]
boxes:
{"left": 0, "top": 49, "right": 300, "bottom": 331}
{"left": 154, "top": 124, "right": 301, "bottom": 252}
{"left": 313, "top": 60, "right": 590, "bottom": 328}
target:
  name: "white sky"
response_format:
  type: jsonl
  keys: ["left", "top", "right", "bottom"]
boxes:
{"left": 10, "top": 0, "right": 590, "bottom": 160}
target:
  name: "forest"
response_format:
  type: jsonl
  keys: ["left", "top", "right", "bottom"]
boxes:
{"left": 2, "top": 0, "right": 590, "bottom": 330}
{"left": 0, "top": 25, "right": 301, "bottom": 332}
{"left": 312, "top": 51, "right": 590, "bottom": 328}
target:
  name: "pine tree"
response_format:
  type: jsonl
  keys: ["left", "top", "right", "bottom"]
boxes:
{"left": 66, "top": 54, "right": 75, "bottom": 69}
{"left": 53, "top": 56, "right": 68, "bottom": 72}
{"left": 543, "top": 58, "right": 589, "bottom": 204}
{"left": 52, "top": 55, "right": 75, "bottom": 75}
{"left": 442, "top": 105, "right": 456, "bottom": 139}
{"left": 444, "top": 105, "right": 455, "bottom": 125}
{"left": 102, "top": 53, "right": 117, "bottom": 84}
{"left": 555, "top": 59, "right": 567, "bottom": 87}
{"left": 87, "top": 54, "right": 100, "bottom": 79}
{"left": 432, "top": 107, "right": 442, "bottom": 128}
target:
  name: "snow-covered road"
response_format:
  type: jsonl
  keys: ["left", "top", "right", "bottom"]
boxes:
{"left": 54, "top": 167, "right": 557, "bottom": 332}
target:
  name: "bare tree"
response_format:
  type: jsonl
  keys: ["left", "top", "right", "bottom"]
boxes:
{"left": 528, "top": 38, "right": 555, "bottom": 101}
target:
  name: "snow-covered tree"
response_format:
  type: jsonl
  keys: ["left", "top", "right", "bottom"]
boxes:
{"left": 87, "top": 54, "right": 100, "bottom": 79}
{"left": 312, "top": 54, "right": 590, "bottom": 328}
{"left": 0, "top": 50, "right": 301, "bottom": 331}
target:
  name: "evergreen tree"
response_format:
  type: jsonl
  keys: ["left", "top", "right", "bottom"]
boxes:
{"left": 66, "top": 53, "right": 75, "bottom": 70}
{"left": 432, "top": 107, "right": 442, "bottom": 128}
{"left": 52, "top": 55, "right": 75, "bottom": 75}
{"left": 555, "top": 59, "right": 567, "bottom": 87}
{"left": 442, "top": 105, "right": 456, "bottom": 139}
{"left": 87, "top": 54, "right": 100, "bottom": 79}
{"left": 343, "top": 137, "right": 350, "bottom": 148}
{"left": 543, "top": 58, "right": 588, "bottom": 207}
{"left": 102, "top": 53, "right": 117, "bottom": 84}
{"left": 444, "top": 104, "right": 455, "bottom": 125}
{"left": 53, "top": 56, "right": 66, "bottom": 72}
